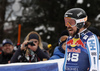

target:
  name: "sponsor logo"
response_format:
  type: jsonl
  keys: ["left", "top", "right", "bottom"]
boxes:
{"left": 91, "top": 52, "right": 96, "bottom": 56}
{"left": 77, "top": 12, "right": 82, "bottom": 17}
{"left": 65, "top": 13, "right": 73, "bottom": 17}
{"left": 88, "top": 39, "right": 96, "bottom": 50}
{"left": 67, "top": 38, "right": 86, "bottom": 49}
{"left": 67, "top": 48, "right": 81, "bottom": 53}
{"left": 65, "top": 67, "right": 78, "bottom": 71}
{"left": 92, "top": 70, "right": 97, "bottom": 71}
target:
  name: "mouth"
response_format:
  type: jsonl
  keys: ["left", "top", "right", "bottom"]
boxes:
{"left": 6, "top": 49, "right": 10, "bottom": 51}
{"left": 68, "top": 28, "right": 73, "bottom": 32}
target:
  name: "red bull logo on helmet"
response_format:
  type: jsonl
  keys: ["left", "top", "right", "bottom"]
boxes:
{"left": 67, "top": 38, "right": 86, "bottom": 49}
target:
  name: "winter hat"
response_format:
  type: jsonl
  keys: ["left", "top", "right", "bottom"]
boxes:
{"left": 59, "top": 35, "right": 68, "bottom": 45}
{"left": 2, "top": 39, "right": 13, "bottom": 46}
{"left": 58, "top": 30, "right": 69, "bottom": 45}
{"left": 29, "top": 34, "right": 39, "bottom": 40}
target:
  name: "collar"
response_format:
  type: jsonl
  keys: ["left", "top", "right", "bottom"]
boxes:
{"left": 78, "top": 28, "right": 87, "bottom": 35}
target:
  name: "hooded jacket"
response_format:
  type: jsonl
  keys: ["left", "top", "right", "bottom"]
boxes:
{"left": 49, "top": 46, "right": 65, "bottom": 60}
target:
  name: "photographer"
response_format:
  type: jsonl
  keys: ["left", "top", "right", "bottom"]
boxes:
{"left": 10, "top": 31, "right": 50, "bottom": 63}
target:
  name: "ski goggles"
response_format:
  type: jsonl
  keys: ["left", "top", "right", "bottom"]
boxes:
{"left": 64, "top": 16, "right": 87, "bottom": 27}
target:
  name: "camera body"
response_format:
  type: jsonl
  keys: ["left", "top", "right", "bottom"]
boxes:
{"left": 25, "top": 41, "right": 35, "bottom": 47}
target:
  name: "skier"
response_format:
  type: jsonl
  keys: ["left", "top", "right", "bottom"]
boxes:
{"left": 63, "top": 8, "right": 99, "bottom": 71}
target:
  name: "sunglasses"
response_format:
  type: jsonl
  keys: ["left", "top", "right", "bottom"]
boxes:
{"left": 64, "top": 16, "right": 87, "bottom": 27}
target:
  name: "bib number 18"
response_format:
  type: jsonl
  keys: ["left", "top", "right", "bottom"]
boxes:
{"left": 67, "top": 53, "right": 79, "bottom": 62}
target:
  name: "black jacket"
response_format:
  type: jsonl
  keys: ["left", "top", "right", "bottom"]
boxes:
{"left": 10, "top": 47, "right": 50, "bottom": 63}
{"left": 0, "top": 51, "right": 14, "bottom": 64}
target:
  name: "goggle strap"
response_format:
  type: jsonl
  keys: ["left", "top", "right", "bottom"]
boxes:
{"left": 76, "top": 16, "right": 87, "bottom": 23}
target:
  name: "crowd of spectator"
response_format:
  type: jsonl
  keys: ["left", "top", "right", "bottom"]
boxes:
{"left": 0, "top": 25, "right": 99, "bottom": 65}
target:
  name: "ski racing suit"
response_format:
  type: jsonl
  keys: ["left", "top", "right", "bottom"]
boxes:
{"left": 63, "top": 29, "right": 99, "bottom": 71}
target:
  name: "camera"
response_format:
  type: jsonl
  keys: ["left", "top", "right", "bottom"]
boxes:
{"left": 25, "top": 41, "right": 35, "bottom": 47}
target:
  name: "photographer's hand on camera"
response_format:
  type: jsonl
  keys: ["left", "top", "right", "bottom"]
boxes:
{"left": 20, "top": 40, "right": 28, "bottom": 50}
{"left": 27, "top": 42, "right": 38, "bottom": 52}
{"left": 21, "top": 40, "right": 38, "bottom": 52}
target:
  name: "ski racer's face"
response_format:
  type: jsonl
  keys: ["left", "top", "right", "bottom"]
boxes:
{"left": 64, "top": 17, "right": 77, "bottom": 36}
{"left": 67, "top": 25, "right": 77, "bottom": 37}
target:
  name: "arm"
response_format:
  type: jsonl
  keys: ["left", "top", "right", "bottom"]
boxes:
{"left": 10, "top": 40, "right": 29, "bottom": 63}
{"left": 86, "top": 35, "right": 99, "bottom": 71}
{"left": 10, "top": 47, "right": 22, "bottom": 63}
{"left": 34, "top": 47, "right": 50, "bottom": 60}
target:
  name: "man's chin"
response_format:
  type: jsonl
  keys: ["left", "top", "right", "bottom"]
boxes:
{"left": 69, "top": 31, "right": 74, "bottom": 36}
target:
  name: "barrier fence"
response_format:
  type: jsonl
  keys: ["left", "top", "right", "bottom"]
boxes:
{"left": 0, "top": 59, "right": 100, "bottom": 71}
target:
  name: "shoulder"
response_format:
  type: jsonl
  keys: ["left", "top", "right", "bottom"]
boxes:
{"left": 54, "top": 46, "right": 59, "bottom": 50}
{"left": 86, "top": 30, "right": 99, "bottom": 46}
{"left": 53, "top": 46, "right": 65, "bottom": 55}
{"left": 87, "top": 34, "right": 99, "bottom": 43}
{"left": 53, "top": 46, "right": 60, "bottom": 53}
{"left": 81, "top": 29, "right": 94, "bottom": 41}
{"left": 85, "top": 29, "right": 94, "bottom": 37}
{"left": 49, "top": 46, "right": 64, "bottom": 60}
{"left": 86, "top": 34, "right": 99, "bottom": 52}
